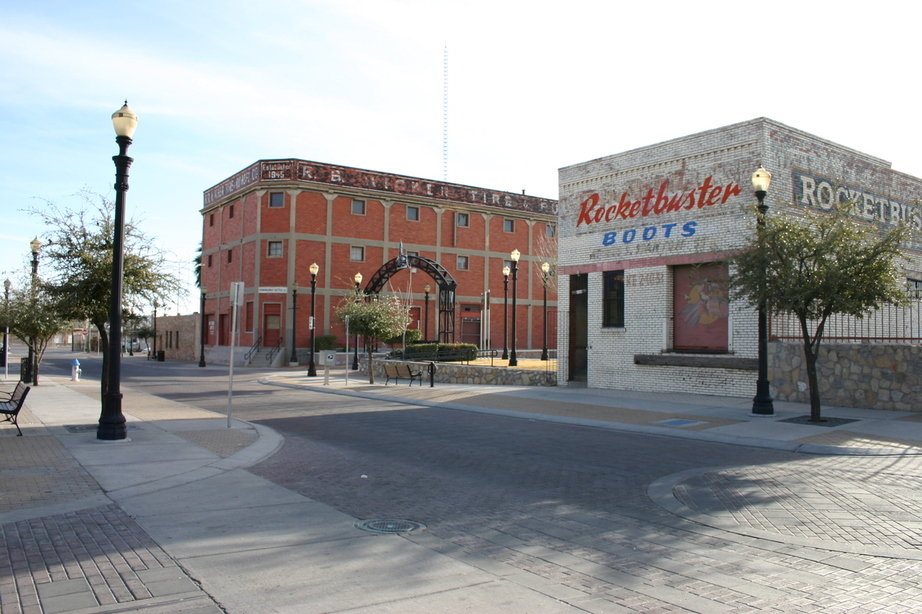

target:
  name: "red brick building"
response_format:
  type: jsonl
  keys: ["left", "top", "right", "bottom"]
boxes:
{"left": 200, "top": 159, "right": 557, "bottom": 364}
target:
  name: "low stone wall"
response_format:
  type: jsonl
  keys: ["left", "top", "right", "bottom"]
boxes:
{"left": 367, "top": 359, "right": 557, "bottom": 387}
{"left": 770, "top": 341, "right": 922, "bottom": 411}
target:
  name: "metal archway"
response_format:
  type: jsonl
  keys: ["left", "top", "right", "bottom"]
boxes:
{"left": 364, "top": 253, "right": 457, "bottom": 342}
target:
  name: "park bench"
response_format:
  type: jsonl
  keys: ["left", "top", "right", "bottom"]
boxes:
{"left": 383, "top": 362, "right": 423, "bottom": 386}
{"left": 0, "top": 381, "right": 31, "bottom": 436}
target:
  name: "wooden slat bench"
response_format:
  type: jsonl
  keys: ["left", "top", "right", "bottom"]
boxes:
{"left": 383, "top": 362, "right": 423, "bottom": 386}
{"left": 0, "top": 381, "right": 31, "bottom": 436}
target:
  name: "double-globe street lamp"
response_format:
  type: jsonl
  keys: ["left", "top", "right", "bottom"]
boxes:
{"left": 98, "top": 101, "right": 138, "bottom": 441}
{"left": 307, "top": 262, "right": 319, "bottom": 376}
{"left": 751, "top": 166, "right": 775, "bottom": 416}
{"left": 540, "top": 261, "right": 551, "bottom": 361}
{"left": 351, "top": 272, "right": 362, "bottom": 370}
{"left": 508, "top": 249, "right": 520, "bottom": 367}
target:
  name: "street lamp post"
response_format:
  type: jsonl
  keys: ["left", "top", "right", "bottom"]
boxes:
{"left": 423, "top": 284, "right": 431, "bottom": 342}
{"left": 751, "top": 166, "right": 775, "bottom": 416}
{"left": 152, "top": 300, "right": 158, "bottom": 360}
{"left": 509, "top": 249, "right": 520, "bottom": 367}
{"left": 502, "top": 266, "right": 510, "bottom": 360}
{"left": 540, "top": 262, "right": 551, "bottom": 361}
{"left": 2, "top": 279, "right": 10, "bottom": 374}
{"left": 198, "top": 287, "right": 207, "bottom": 367}
{"left": 98, "top": 101, "right": 137, "bottom": 441}
{"left": 28, "top": 238, "right": 41, "bottom": 384}
{"left": 290, "top": 288, "right": 298, "bottom": 365}
{"left": 307, "top": 262, "right": 319, "bottom": 376}
{"left": 352, "top": 272, "right": 362, "bottom": 370}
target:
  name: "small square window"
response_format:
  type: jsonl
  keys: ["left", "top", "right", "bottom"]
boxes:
{"left": 267, "top": 241, "right": 283, "bottom": 258}
{"left": 456, "top": 212, "right": 469, "bottom": 227}
{"left": 269, "top": 192, "right": 284, "bottom": 208}
{"left": 352, "top": 199, "right": 366, "bottom": 215}
{"left": 546, "top": 224, "right": 556, "bottom": 238}
{"left": 457, "top": 255, "right": 469, "bottom": 270}
{"left": 503, "top": 219, "right": 515, "bottom": 232}
{"left": 350, "top": 246, "right": 365, "bottom": 261}
{"left": 407, "top": 205, "right": 419, "bottom": 221}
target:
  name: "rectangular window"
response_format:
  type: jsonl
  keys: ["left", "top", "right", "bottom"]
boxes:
{"left": 352, "top": 199, "right": 366, "bottom": 215}
{"left": 456, "top": 212, "right": 469, "bottom": 227}
{"left": 602, "top": 270, "right": 625, "bottom": 328}
{"left": 207, "top": 254, "right": 213, "bottom": 267}
{"left": 503, "top": 218, "right": 515, "bottom": 232}
{"left": 546, "top": 224, "right": 556, "bottom": 238}
{"left": 407, "top": 205, "right": 419, "bottom": 221}
{"left": 209, "top": 213, "right": 214, "bottom": 227}
{"left": 267, "top": 241, "right": 283, "bottom": 258}
{"left": 457, "top": 255, "right": 469, "bottom": 270}
{"left": 229, "top": 204, "right": 235, "bottom": 218}
{"left": 227, "top": 249, "right": 233, "bottom": 264}
{"left": 350, "top": 246, "right": 365, "bottom": 261}
{"left": 908, "top": 278, "right": 922, "bottom": 298}
{"left": 269, "top": 192, "right": 284, "bottom": 208}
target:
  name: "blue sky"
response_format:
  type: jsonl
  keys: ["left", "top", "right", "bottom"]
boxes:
{"left": 2, "top": 0, "right": 919, "bottom": 313}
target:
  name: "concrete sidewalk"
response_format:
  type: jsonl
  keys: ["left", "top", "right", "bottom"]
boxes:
{"left": 2, "top": 372, "right": 922, "bottom": 613}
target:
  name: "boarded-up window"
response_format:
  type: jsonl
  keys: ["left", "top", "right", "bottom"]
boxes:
{"left": 673, "top": 262, "right": 729, "bottom": 352}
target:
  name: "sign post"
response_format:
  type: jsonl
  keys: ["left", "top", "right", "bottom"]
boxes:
{"left": 226, "top": 282, "right": 244, "bottom": 428}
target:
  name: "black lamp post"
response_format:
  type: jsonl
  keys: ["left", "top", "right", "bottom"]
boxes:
{"left": 351, "top": 272, "right": 362, "bottom": 370}
{"left": 98, "top": 101, "right": 137, "bottom": 441}
{"left": 423, "top": 284, "right": 431, "bottom": 342}
{"left": 501, "top": 265, "right": 510, "bottom": 359}
{"left": 198, "top": 287, "right": 207, "bottom": 367}
{"left": 152, "top": 300, "right": 158, "bottom": 360}
{"left": 2, "top": 279, "right": 10, "bottom": 370}
{"left": 509, "top": 249, "right": 520, "bottom": 367}
{"left": 751, "top": 166, "right": 775, "bottom": 416}
{"left": 27, "top": 238, "right": 41, "bottom": 384}
{"left": 540, "top": 261, "right": 551, "bottom": 361}
{"left": 307, "top": 262, "right": 319, "bottom": 376}
{"left": 290, "top": 288, "right": 299, "bottom": 364}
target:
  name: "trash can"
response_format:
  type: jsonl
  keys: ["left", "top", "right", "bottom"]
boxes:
{"left": 157, "top": 350, "right": 165, "bottom": 362}
{"left": 20, "top": 357, "right": 32, "bottom": 383}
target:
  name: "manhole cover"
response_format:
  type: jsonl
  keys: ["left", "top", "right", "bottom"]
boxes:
{"left": 355, "top": 519, "right": 427, "bottom": 534}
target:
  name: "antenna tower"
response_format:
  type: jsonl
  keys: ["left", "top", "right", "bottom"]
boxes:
{"left": 442, "top": 44, "right": 448, "bottom": 181}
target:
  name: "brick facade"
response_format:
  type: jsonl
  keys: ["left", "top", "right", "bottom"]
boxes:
{"left": 201, "top": 160, "right": 558, "bottom": 359}
{"left": 557, "top": 118, "right": 922, "bottom": 399}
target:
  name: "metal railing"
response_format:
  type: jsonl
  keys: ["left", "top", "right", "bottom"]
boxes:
{"left": 265, "top": 338, "right": 283, "bottom": 365}
{"left": 770, "top": 300, "right": 922, "bottom": 345}
{"left": 243, "top": 336, "right": 262, "bottom": 363}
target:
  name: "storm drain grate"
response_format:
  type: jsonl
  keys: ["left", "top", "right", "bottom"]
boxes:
{"left": 654, "top": 418, "right": 705, "bottom": 428}
{"left": 354, "top": 519, "right": 427, "bottom": 535}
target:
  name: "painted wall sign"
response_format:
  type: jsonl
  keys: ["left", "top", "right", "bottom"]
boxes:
{"left": 600, "top": 221, "right": 697, "bottom": 246}
{"left": 793, "top": 169, "right": 922, "bottom": 230}
{"left": 575, "top": 176, "right": 742, "bottom": 228}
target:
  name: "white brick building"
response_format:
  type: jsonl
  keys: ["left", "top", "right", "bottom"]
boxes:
{"left": 556, "top": 117, "right": 922, "bottom": 397}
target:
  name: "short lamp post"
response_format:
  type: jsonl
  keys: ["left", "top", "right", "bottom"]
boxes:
{"left": 502, "top": 265, "right": 510, "bottom": 360}
{"left": 540, "top": 261, "right": 551, "bottom": 361}
{"left": 423, "top": 284, "right": 431, "bottom": 342}
{"left": 98, "top": 101, "right": 138, "bottom": 441}
{"left": 751, "top": 166, "right": 775, "bottom": 416}
{"left": 509, "top": 249, "right": 520, "bottom": 367}
{"left": 198, "top": 287, "right": 207, "bottom": 367}
{"left": 351, "top": 272, "right": 362, "bottom": 370}
{"left": 307, "top": 262, "right": 319, "bottom": 376}
{"left": 290, "top": 288, "right": 298, "bottom": 364}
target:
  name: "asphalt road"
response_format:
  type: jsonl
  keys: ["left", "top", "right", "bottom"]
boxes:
{"left": 39, "top": 350, "right": 922, "bottom": 611}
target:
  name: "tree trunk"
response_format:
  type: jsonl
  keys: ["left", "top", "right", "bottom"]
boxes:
{"left": 802, "top": 339, "right": 823, "bottom": 421}
{"left": 367, "top": 345, "right": 375, "bottom": 384}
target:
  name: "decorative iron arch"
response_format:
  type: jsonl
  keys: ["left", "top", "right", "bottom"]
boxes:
{"left": 364, "top": 253, "right": 457, "bottom": 342}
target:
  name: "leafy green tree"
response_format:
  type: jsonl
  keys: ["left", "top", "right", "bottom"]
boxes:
{"left": 730, "top": 203, "right": 910, "bottom": 421}
{"left": 335, "top": 293, "right": 410, "bottom": 384}
{"left": 3, "top": 283, "right": 69, "bottom": 385}
{"left": 30, "top": 192, "right": 184, "bottom": 398}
